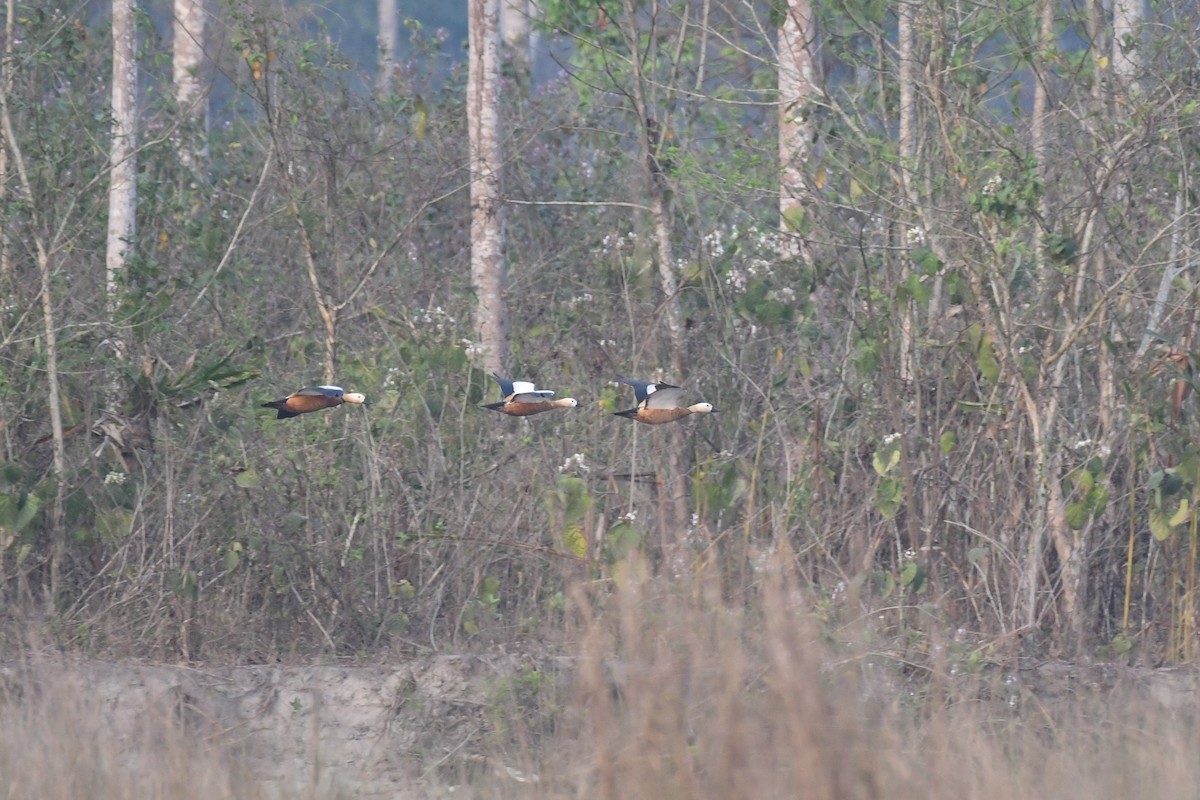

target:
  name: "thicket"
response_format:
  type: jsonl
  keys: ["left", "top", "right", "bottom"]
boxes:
{"left": 0, "top": 0, "right": 1199, "bottom": 674}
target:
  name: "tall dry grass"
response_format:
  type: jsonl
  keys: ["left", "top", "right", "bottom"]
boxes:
{"left": 0, "top": 661, "right": 265, "bottom": 800}
{"left": 526, "top": 555, "right": 1200, "bottom": 800}
{"left": 3, "top": 560, "right": 1200, "bottom": 799}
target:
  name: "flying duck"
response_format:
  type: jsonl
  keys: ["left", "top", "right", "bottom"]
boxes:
{"left": 613, "top": 375, "right": 718, "bottom": 425}
{"left": 482, "top": 373, "right": 578, "bottom": 416}
{"left": 261, "top": 385, "right": 367, "bottom": 419}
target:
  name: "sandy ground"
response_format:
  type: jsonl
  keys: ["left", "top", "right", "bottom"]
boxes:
{"left": 3, "top": 655, "right": 1198, "bottom": 798}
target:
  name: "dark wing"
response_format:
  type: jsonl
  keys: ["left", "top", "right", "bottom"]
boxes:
{"left": 616, "top": 376, "right": 681, "bottom": 406}
{"left": 490, "top": 373, "right": 517, "bottom": 399}
{"left": 616, "top": 376, "right": 654, "bottom": 404}
{"left": 295, "top": 385, "right": 344, "bottom": 399}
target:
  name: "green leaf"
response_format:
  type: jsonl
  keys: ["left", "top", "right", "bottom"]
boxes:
{"left": 873, "top": 447, "right": 900, "bottom": 477}
{"left": 1168, "top": 497, "right": 1190, "bottom": 527}
{"left": 1065, "top": 501, "right": 1089, "bottom": 530}
{"left": 560, "top": 523, "right": 587, "bottom": 559}
{"left": 604, "top": 522, "right": 642, "bottom": 563}
{"left": 967, "top": 546, "right": 989, "bottom": 564}
{"left": 96, "top": 509, "right": 135, "bottom": 543}
{"left": 225, "top": 542, "right": 242, "bottom": 572}
{"left": 234, "top": 468, "right": 262, "bottom": 490}
{"left": 901, "top": 561, "right": 926, "bottom": 592}
{"left": 939, "top": 431, "right": 957, "bottom": 455}
{"left": 1149, "top": 507, "right": 1173, "bottom": 541}
{"left": 874, "top": 476, "right": 903, "bottom": 519}
{"left": 14, "top": 492, "right": 40, "bottom": 532}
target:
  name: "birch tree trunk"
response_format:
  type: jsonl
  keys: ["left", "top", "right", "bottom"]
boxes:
{"left": 107, "top": 0, "right": 138, "bottom": 409}
{"left": 377, "top": 0, "right": 397, "bottom": 95}
{"left": 1111, "top": 0, "right": 1142, "bottom": 84}
{"left": 468, "top": 0, "right": 510, "bottom": 376}
{"left": 778, "top": 0, "right": 815, "bottom": 246}
{"left": 173, "top": 0, "right": 207, "bottom": 168}
{"left": 501, "top": 0, "right": 529, "bottom": 65}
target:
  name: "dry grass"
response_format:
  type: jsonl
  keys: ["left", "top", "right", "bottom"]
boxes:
{"left": 3, "top": 562, "right": 1199, "bottom": 799}
{"left": 0, "top": 661, "right": 265, "bottom": 800}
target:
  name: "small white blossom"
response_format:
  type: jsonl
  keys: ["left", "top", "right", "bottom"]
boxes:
{"left": 104, "top": 471, "right": 127, "bottom": 485}
{"left": 883, "top": 432, "right": 902, "bottom": 445}
{"left": 558, "top": 452, "right": 591, "bottom": 475}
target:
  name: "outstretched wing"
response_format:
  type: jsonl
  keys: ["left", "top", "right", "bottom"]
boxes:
{"left": 616, "top": 376, "right": 681, "bottom": 406}
{"left": 642, "top": 385, "right": 686, "bottom": 409}
{"left": 493, "top": 374, "right": 554, "bottom": 401}
{"left": 297, "top": 385, "right": 345, "bottom": 398}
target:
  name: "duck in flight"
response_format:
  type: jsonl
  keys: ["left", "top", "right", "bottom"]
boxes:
{"left": 613, "top": 376, "right": 717, "bottom": 425}
{"left": 261, "top": 385, "right": 367, "bottom": 419}
{"left": 482, "top": 374, "right": 578, "bottom": 416}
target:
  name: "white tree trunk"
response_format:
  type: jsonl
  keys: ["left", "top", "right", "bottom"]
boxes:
{"left": 173, "top": 0, "right": 207, "bottom": 166}
{"left": 468, "top": 0, "right": 510, "bottom": 375}
{"left": 778, "top": 0, "right": 815, "bottom": 237}
{"left": 377, "top": 0, "right": 398, "bottom": 95}
{"left": 502, "top": 0, "right": 529, "bottom": 63}
{"left": 1111, "top": 0, "right": 1142, "bottom": 83}
{"left": 107, "top": 0, "right": 138, "bottom": 407}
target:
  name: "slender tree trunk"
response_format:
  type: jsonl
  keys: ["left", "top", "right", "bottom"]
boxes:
{"left": 468, "top": 0, "right": 510, "bottom": 376}
{"left": 895, "top": 0, "right": 917, "bottom": 384}
{"left": 617, "top": 0, "right": 689, "bottom": 538}
{"left": 173, "top": 0, "right": 207, "bottom": 168}
{"left": 0, "top": 0, "right": 13, "bottom": 283}
{"left": 778, "top": 0, "right": 815, "bottom": 244}
{"left": 0, "top": 65, "right": 65, "bottom": 608}
{"left": 1111, "top": 0, "right": 1142, "bottom": 84}
{"left": 107, "top": 0, "right": 138, "bottom": 409}
{"left": 377, "top": 0, "right": 397, "bottom": 95}
{"left": 501, "top": 0, "right": 529, "bottom": 65}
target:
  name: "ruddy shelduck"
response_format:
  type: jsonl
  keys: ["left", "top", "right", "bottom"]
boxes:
{"left": 482, "top": 373, "right": 578, "bottom": 416}
{"left": 613, "top": 375, "right": 718, "bottom": 425}
{"left": 261, "top": 385, "right": 367, "bottom": 419}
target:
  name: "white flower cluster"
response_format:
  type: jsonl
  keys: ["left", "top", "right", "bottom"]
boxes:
{"left": 882, "top": 432, "right": 902, "bottom": 445}
{"left": 558, "top": 452, "right": 590, "bottom": 475}
{"left": 104, "top": 471, "right": 127, "bottom": 486}
{"left": 567, "top": 291, "right": 594, "bottom": 309}
{"left": 705, "top": 224, "right": 784, "bottom": 297}
{"left": 413, "top": 306, "right": 456, "bottom": 336}
{"left": 593, "top": 230, "right": 639, "bottom": 257}
{"left": 905, "top": 226, "right": 926, "bottom": 246}
{"left": 982, "top": 174, "right": 1003, "bottom": 197}
{"left": 459, "top": 339, "right": 484, "bottom": 359}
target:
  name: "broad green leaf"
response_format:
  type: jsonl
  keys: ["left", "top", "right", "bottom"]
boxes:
{"left": 1065, "top": 501, "right": 1089, "bottom": 530}
{"left": 939, "top": 431, "right": 957, "bottom": 455}
{"left": 1168, "top": 497, "right": 1190, "bottom": 527}
{"left": 604, "top": 522, "right": 642, "bottom": 563}
{"left": 561, "top": 523, "right": 587, "bottom": 559}
{"left": 225, "top": 542, "right": 242, "bottom": 572}
{"left": 1149, "top": 507, "right": 1172, "bottom": 541}
{"left": 901, "top": 561, "right": 926, "bottom": 592}
{"left": 967, "top": 546, "right": 989, "bottom": 564}
{"left": 234, "top": 468, "right": 262, "bottom": 490}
